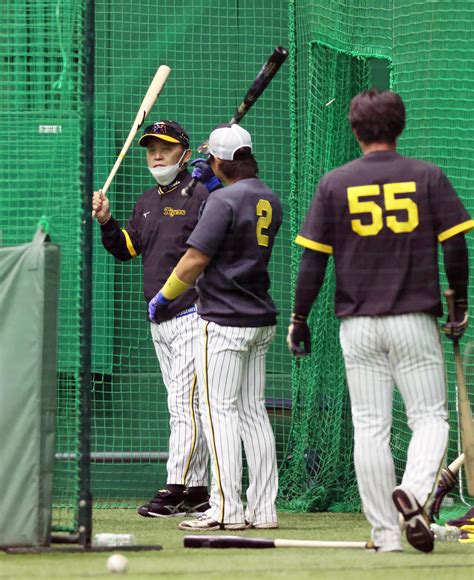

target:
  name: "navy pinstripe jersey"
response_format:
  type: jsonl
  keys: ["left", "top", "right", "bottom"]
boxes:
{"left": 100, "top": 170, "right": 209, "bottom": 321}
{"left": 187, "top": 177, "right": 283, "bottom": 327}
{"left": 296, "top": 151, "right": 473, "bottom": 318}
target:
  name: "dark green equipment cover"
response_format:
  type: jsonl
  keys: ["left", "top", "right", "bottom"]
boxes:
{"left": 0, "top": 229, "right": 60, "bottom": 547}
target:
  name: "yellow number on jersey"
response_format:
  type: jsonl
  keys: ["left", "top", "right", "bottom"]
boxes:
{"left": 256, "top": 199, "right": 273, "bottom": 247}
{"left": 347, "top": 185, "right": 383, "bottom": 236}
{"left": 384, "top": 182, "right": 419, "bottom": 233}
{"left": 347, "top": 182, "right": 419, "bottom": 236}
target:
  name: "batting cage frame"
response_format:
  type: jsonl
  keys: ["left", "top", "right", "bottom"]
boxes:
{"left": 1, "top": 0, "right": 473, "bottom": 552}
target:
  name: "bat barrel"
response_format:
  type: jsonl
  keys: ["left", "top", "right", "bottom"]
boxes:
{"left": 184, "top": 535, "right": 274, "bottom": 549}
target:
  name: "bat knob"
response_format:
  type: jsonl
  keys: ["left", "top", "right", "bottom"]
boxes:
{"left": 181, "top": 184, "right": 192, "bottom": 197}
{"left": 182, "top": 177, "right": 199, "bottom": 197}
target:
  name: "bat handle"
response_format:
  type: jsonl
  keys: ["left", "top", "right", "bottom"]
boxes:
{"left": 444, "top": 288, "right": 456, "bottom": 323}
{"left": 182, "top": 177, "right": 198, "bottom": 197}
{"left": 444, "top": 288, "right": 461, "bottom": 348}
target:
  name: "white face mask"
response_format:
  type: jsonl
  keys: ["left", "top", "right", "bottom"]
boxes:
{"left": 148, "top": 150, "right": 188, "bottom": 186}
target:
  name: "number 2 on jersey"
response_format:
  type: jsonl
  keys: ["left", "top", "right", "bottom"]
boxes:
{"left": 347, "top": 182, "right": 419, "bottom": 236}
{"left": 256, "top": 199, "right": 273, "bottom": 246}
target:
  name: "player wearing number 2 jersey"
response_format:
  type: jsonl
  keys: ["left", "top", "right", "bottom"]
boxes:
{"left": 149, "top": 124, "right": 282, "bottom": 531}
{"left": 288, "top": 90, "right": 473, "bottom": 553}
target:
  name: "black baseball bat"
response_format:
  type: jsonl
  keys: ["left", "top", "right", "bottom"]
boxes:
{"left": 230, "top": 45, "right": 289, "bottom": 124}
{"left": 183, "top": 535, "right": 369, "bottom": 550}
{"left": 182, "top": 46, "right": 289, "bottom": 197}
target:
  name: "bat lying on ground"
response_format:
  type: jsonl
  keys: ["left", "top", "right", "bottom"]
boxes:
{"left": 92, "top": 65, "right": 171, "bottom": 217}
{"left": 183, "top": 535, "right": 369, "bottom": 550}
{"left": 181, "top": 46, "right": 288, "bottom": 197}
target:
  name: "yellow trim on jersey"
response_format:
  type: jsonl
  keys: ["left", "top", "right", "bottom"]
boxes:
{"left": 121, "top": 229, "right": 138, "bottom": 258}
{"left": 203, "top": 322, "right": 225, "bottom": 522}
{"left": 438, "top": 219, "right": 474, "bottom": 243}
{"left": 181, "top": 374, "right": 198, "bottom": 485}
{"left": 295, "top": 234, "right": 333, "bottom": 254}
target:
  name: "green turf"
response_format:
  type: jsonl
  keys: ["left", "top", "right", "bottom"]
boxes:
{"left": 1, "top": 512, "right": 472, "bottom": 579}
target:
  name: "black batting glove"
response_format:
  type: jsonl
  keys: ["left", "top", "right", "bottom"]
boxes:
{"left": 287, "top": 313, "right": 311, "bottom": 357}
{"left": 442, "top": 298, "right": 468, "bottom": 341}
{"left": 428, "top": 467, "right": 457, "bottom": 522}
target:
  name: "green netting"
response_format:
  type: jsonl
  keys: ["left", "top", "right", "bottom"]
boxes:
{"left": 391, "top": 1, "right": 474, "bottom": 520}
{"left": 2, "top": 1, "right": 473, "bottom": 537}
{"left": 1, "top": 0, "right": 85, "bottom": 533}
{"left": 280, "top": 39, "right": 374, "bottom": 511}
{"left": 1, "top": 0, "right": 291, "bottom": 533}
{"left": 90, "top": 0, "right": 292, "bottom": 512}
{"left": 282, "top": 0, "right": 473, "bottom": 516}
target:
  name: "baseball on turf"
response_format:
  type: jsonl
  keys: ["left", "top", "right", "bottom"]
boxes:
{"left": 106, "top": 554, "right": 128, "bottom": 574}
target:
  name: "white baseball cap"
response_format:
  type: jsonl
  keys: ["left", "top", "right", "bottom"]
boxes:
{"left": 208, "top": 124, "right": 253, "bottom": 160}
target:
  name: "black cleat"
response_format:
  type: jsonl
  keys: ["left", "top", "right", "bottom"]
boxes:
{"left": 183, "top": 492, "right": 210, "bottom": 516}
{"left": 392, "top": 486, "right": 434, "bottom": 553}
{"left": 137, "top": 489, "right": 186, "bottom": 518}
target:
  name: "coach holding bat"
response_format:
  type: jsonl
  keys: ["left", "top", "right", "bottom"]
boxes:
{"left": 92, "top": 120, "right": 220, "bottom": 519}
{"left": 287, "top": 90, "right": 473, "bottom": 552}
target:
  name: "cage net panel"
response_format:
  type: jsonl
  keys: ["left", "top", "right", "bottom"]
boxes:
{"left": 391, "top": 2, "right": 474, "bottom": 518}
{"left": 284, "top": 0, "right": 473, "bottom": 516}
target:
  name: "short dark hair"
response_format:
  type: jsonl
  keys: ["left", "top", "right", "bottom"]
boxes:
{"left": 348, "top": 90, "right": 406, "bottom": 144}
{"left": 211, "top": 147, "right": 258, "bottom": 180}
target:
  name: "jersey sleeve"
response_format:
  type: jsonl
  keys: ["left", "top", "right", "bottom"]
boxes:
{"left": 295, "top": 177, "right": 334, "bottom": 254}
{"left": 100, "top": 206, "right": 141, "bottom": 260}
{"left": 186, "top": 196, "right": 232, "bottom": 258}
{"left": 431, "top": 169, "right": 474, "bottom": 242}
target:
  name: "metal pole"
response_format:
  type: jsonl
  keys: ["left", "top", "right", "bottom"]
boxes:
{"left": 78, "top": 0, "right": 95, "bottom": 548}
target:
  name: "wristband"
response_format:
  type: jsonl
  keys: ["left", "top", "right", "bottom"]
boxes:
{"left": 161, "top": 268, "right": 191, "bottom": 300}
{"left": 290, "top": 312, "right": 308, "bottom": 324}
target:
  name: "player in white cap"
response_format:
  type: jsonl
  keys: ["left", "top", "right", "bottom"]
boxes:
{"left": 148, "top": 124, "right": 283, "bottom": 530}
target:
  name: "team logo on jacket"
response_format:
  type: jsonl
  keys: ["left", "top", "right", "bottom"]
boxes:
{"left": 163, "top": 207, "right": 186, "bottom": 217}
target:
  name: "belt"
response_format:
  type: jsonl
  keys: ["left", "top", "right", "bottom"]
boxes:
{"left": 175, "top": 305, "right": 197, "bottom": 319}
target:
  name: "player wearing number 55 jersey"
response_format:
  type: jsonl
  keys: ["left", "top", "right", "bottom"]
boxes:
{"left": 288, "top": 90, "right": 473, "bottom": 553}
{"left": 149, "top": 124, "right": 282, "bottom": 531}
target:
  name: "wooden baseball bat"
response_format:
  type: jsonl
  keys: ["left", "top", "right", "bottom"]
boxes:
{"left": 445, "top": 289, "right": 474, "bottom": 495}
{"left": 448, "top": 452, "right": 465, "bottom": 474}
{"left": 92, "top": 65, "right": 171, "bottom": 217}
{"left": 183, "top": 535, "right": 369, "bottom": 550}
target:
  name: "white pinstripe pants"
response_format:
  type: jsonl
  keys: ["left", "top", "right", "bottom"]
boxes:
{"left": 150, "top": 311, "right": 209, "bottom": 487}
{"left": 195, "top": 319, "right": 278, "bottom": 525}
{"left": 340, "top": 313, "right": 449, "bottom": 549}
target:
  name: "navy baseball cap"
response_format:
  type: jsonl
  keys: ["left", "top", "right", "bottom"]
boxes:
{"left": 139, "top": 120, "right": 190, "bottom": 149}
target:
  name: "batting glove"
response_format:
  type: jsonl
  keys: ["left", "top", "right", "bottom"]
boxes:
{"left": 428, "top": 467, "right": 457, "bottom": 522}
{"left": 191, "top": 158, "right": 222, "bottom": 193}
{"left": 148, "top": 291, "right": 171, "bottom": 322}
{"left": 442, "top": 298, "right": 468, "bottom": 341}
{"left": 287, "top": 313, "right": 311, "bottom": 357}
